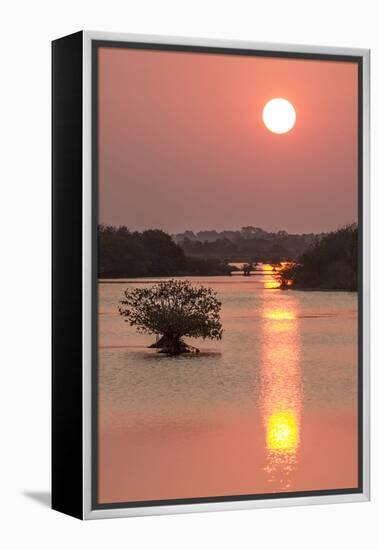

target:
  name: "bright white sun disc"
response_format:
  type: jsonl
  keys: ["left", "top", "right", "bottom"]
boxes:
{"left": 263, "top": 98, "right": 296, "bottom": 134}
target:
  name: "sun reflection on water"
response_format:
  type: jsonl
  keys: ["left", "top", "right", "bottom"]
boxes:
{"left": 267, "top": 411, "right": 299, "bottom": 452}
{"left": 264, "top": 310, "right": 296, "bottom": 321}
{"left": 262, "top": 263, "right": 281, "bottom": 289}
{"left": 260, "top": 296, "right": 303, "bottom": 491}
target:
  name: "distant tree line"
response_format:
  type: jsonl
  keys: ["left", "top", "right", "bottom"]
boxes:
{"left": 99, "top": 224, "right": 358, "bottom": 288}
{"left": 278, "top": 224, "right": 358, "bottom": 291}
{"left": 175, "top": 226, "right": 317, "bottom": 263}
{"left": 174, "top": 225, "right": 317, "bottom": 244}
{"left": 98, "top": 226, "right": 232, "bottom": 278}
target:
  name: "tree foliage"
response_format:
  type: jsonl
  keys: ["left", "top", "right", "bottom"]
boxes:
{"left": 278, "top": 224, "right": 358, "bottom": 291}
{"left": 119, "top": 280, "right": 223, "bottom": 353}
{"left": 98, "top": 225, "right": 232, "bottom": 278}
{"left": 98, "top": 226, "right": 185, "bottom": 278}
{"left": 176, "top": 228, "right": 317, "bottom": 263}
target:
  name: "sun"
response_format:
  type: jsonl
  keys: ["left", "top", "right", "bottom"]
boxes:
{"left": 263, "top": 98, "right": 296, "bottom": 134}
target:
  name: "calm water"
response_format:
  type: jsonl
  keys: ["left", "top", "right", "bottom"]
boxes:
{"left": 98, "top": 266, "right": 358, "bottom": 503}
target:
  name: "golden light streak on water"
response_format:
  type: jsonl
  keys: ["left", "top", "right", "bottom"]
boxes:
{"left": 260, "top": 296, "right": 303, "bottom": 490}
{"left": 267, "top": 411, "right": 299, "bottom": 452}
{"left": 263, "top": 263, "right": 281, "bottom": 289}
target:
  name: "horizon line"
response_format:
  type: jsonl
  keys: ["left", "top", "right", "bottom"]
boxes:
{"left": 98, "top": 221, "right": 358, "bottom": 237}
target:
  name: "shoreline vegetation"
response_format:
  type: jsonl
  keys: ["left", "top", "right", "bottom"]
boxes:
{"left": 278, "top": 224, "right": 357, "bottom": 292}
{"left": 99, "top": 223, "right": 357, "bottom": 291}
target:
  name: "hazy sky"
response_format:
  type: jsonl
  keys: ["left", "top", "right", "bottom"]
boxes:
{"left": 98, "top": 47, "right": 358, "bottom": 234}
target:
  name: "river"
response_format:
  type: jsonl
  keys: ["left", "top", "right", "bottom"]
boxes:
{"left": 97, "top": 265, "right": 358, "bottom": 504}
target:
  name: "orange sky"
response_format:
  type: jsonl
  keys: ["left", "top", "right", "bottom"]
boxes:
{"left": 98, "top": 46, "right": 358, "bottom": 234}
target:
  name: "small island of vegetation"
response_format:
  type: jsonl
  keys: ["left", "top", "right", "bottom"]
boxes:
{"left": 119, "top": 280, "right": 223, "bottom": 355}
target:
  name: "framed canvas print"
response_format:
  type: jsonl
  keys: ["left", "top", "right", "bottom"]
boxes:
{"left": 52, "top": 31, "right": 370, "bottom": 519}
